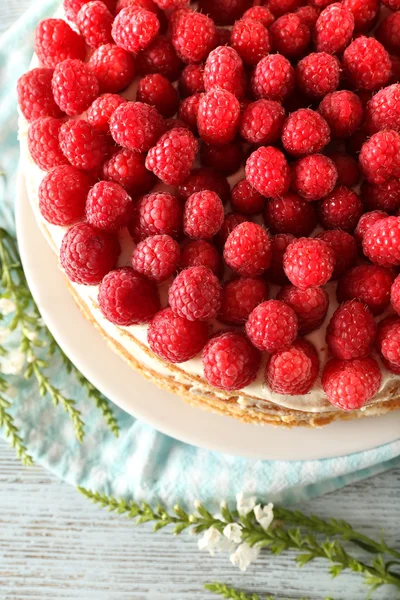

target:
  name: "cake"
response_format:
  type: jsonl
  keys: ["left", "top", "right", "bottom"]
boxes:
{"left": 17, "top": 0, "right": 400, "bottom": 428}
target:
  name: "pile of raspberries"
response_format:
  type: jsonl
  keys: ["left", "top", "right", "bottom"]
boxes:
{"left": 17, "top": 0, "right": 400, "bottom": 413}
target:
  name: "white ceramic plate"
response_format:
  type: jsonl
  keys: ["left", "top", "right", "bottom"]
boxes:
{"left": 15, "top": 172, "right": 400, "bottom": 460}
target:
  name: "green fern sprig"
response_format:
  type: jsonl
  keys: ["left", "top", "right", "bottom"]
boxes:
{"left": 0, "top": 377, "right": 33, "bottom": 465}
{"left": 204, "top": 583, "right": 328, "bottom": 600}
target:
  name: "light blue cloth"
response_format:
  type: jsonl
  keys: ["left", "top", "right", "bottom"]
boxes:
{"left": 1, "top": 1, "right": 399, "bottom": 510}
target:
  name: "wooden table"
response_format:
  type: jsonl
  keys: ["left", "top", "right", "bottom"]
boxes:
{"left": 1, "top": 4, "right": 400, "bottom": 599}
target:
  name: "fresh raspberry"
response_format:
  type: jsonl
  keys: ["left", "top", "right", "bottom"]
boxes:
{"left": 197, "top": 0, "right": 249, "bottom": 26}
{"left": 283, "top": 237, "right": 335, "bottom": 290}
{"left": 77, "top": 1, "right": 113, "bottom": 48}
{"left": 296, "top": 53, "right": 339, "bottom": 99}
{"left": 136, "top": 36, "right": 182, "bottom": 82}
{"left": 363, "top": 216, "right": 400, "bottom": 267}
{"left": 137, "top": 74, "right": 179, "bottom": 118}
{"left": 34, "top": 18, "right": 86, "bottom": 68}
{"left": 251, "top": 54, "right": 295, "bottom": 102}
{"left": 267, "top": 0, "right": 305, "bottom": 16}
{"left": 145, "top": 128, "right": 198, "bottom": 185}
{"left": 390, "top": 276, "right": 400, "bottom": 319}
{"left": 202, "top": 331, "right": 260, "bottom": 391}
{"left": 110, "top": 101, "right": 164, "bottom": 153}
{"left": 266, "top": 339, "right": 319, "bottom": 396}
{"left": 376, "top": 13, "right": 400, "bottom": 57}
{"left": 246, "top": 299, "right": 298, "bottom": 353}
{"left": 242, "top": 6, "right": 275, "bottom": 27}
{"left": 342, "top": 0, "right": 379, "bottom": 33}
{"left": 266, "top": 233, "right": 295, "bottom": 285}
{"left": 328, "top": 152, "right": 360, "bottom": 187}
{"left": 198, "top": 89, "right": 240, "bottom": 146}
{"left": 87, "top": 94, "right": 126, "bottom": 133}
{"left": 180, "top": 240, "right": 222, "bottom": 277}
{"left": 318, "top": 186, "right": 363, "bottom": 232}
{"left": 316, "top": 230, "right": 357, "bottom": 279}
{"left": 269, "top": 14, "right": 310, "bottom": 59}
{"left": 318, "top": 92, "right": 363, "bottom": 141}
{"left": 183, "top": 191, "right": 224, "bottom": 241}
{"left": 59, "top": 119, "right": 107, "bottom": 172}
{"left": 322, "top": 357, "right": 381, "bottom": 410}
{"left": 52, "top": 59, "right": 99, "bottom": 118}
{"left": 359, "top": 130, "right": 400, "bottom": 185}
{"left": 38, "top": 165, "right": 93, "bottom": 226}
{"left": 309, "top": 0, "right": 336, "bottom": 7}
{"left": 245, "top": 147, "right": 290, "bottom": 199}
{"left": 337, "top": 264, "right": 394, "bottom": 315}
{"left": 132, "top": 234, "right": 180, "bottom": 282}
{"left": 264, "top": 193, "right": 317, "bottom": 237}
{"left": 28, "top": 117, "right": 68, "bottom": 171}
{"left": 239, "top": 100, "right": 285, "bottom": 145}
{"left": 377, "top": 316, "right": 400, "bottom": 372}
{"left": 86, "top": 181, "right": 132, "bottom": 231}
{"left": 153, "top": 0, "right": 188, "bottom": 8}
{"left": 179, "top": 64, "right": 204, "bottom": 98}
{"left": 115, "top": 0, "right": 159, "bottom": 13}
{"left": 88, "top": 44, "right": 135, "bottom": 93}
{"left": 365, "top": 85, "right": 400, "bottom": 135}
{"left": 231, "top": 179, "right": 264, "bottom": 215}
{"left": 169, "top": 266, "right": 222, "bottom": 321}
{"left": 178, "top": 93, "right": 203, "bottom": 133}
{"left": 382, "top": 0, "right": 400, "bottom": 10}
{"left": 129, "top": 192, "right": 182, "bottom": 241}
{"left": 203, "top": 46, "right": 246, "bottom": 100}
{"left": 148, "top": 307, "right": 208, "bottom": 363}
{"left": 102, "top": 148, "right": 155, "bottom": 195}
{"left": 277, "top": 285, "right": 329, "bottom": 335}
{"left": 200, "top": 142, "right": 244, "bottom": 176}
{"left": 177, "top": 168, "right": 230, "bottom": 205}
{"left": 112, "top": 7, "right": 159, "bottom": 53}
{"left": 224, "top": 222, "right": 271, "bottom": 277}
{"left": 17, "top": 69, "right": 63, "bottom": 123}
{"left": 343, "top": 37, "right": 392, "bottom": 91}
{"left": 214, "top": 212, "right": 247, "bottom": 248}
{"left": 314, "top": 3, "right": 354, "bottom": 55}
{"left": 354, "top": 211, "right": 388, "bottom": 247}
{"left": 171, "top": 11, "right": 217, "bottom": 64}
{"left": 282, "top": 109, "right": 330, "bottom": 157}
{"left": 295, "top": 5, "right": 320, "bottom": 28}
{"left": 219, "top": 277, "right": 268, "bottom": 325}
{"left": 326, "top": 301, "right": 376, "bottom": 361}
{"left": 60, "top": 222, "right": 119, "bottom": 285}
{"left": 98, "top": 267, "right": 159, "bottom": 325}
{"left": 362, "top": 179, "right": 400, "bottom": 214}
{"left": 292, "top": 154, "right": 337, "bottom": 202}
{"left": 64, "top": 0, "right": 117, "bottom": 22}
{"left": 230, "top": 18, "right": 271, "bottom": 67}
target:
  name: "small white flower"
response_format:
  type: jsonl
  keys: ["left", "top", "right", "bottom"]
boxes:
{"left": 230, "top": 542, "right": 260, "bottom": 572}
{"left": 220, "top": 500, "right": 227, "bottom": 510}
{"left": 194, "top": 500, "right": 202, "bottom": 509}
{"left": 1, "top": 351, "right": 25, "bottom": 375}
{"left": 0, "top": 298, "right": 16, "bottom": 315}
{"left": 198, "top": 527, "right": 222, "bottom": 555}
{"left": 254, "top": 503, "right": 274, "bottom": 532}
{"left": 236, "top": 492, "right": 257, "bottom": 516}
{"left": 0, "top": 326, "right": 10, "bottom": 344}
{"left": 223, "top": 523, "right": 242, "bottom": 544}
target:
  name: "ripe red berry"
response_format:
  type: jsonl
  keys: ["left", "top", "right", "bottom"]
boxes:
{"left": 88, "top": 43, "right": 136, "bottom": 92}
{"left": 214, "top": 212, "right": 247, "bottom": 248}
{"left": 342, "top": 0, "right": 380, "bottom": 33}
{"left": 28, "top": 117, "right": 68, "bottom": 171}
{"left": 343, "top": 37, "right": 392, "bottom": 91}
{"left": 132, "top": 234, "right": 180, "bottom": 282}
{"left": 246, "top": 299, "right": 298, "bottom": 354}
{"left": 178, "top": 93, "right": 203, "bottom": 133}
{"left": 86, "top": 181, "right": 133, "bottom": 231}
{"left": 337, "top": 264, "right": 394, "bottom": 315}
{"left": 202, "top": 331, "right": 261, "bottom": 391}
{"left": 77, "top": 1, "right": 113, "bottom": 48}
{"left": 365, "top": 85, "right": 400, "bottom": 135}
{"left": 60, "top": 222, "right": 120, "bottom": 285}
{"left": 354, "top": 211, "right": 388, "bottom": 247}
{"left": 239, "top": 100, "right": 285, "bottom": 145}
{"left": 98, "top": 267, "right": 160, "bottom": 325}
{"left": 363, "top": 216, "right": 400, "bottom": 267}
{"left": 224, "top": 222, "right": 271, "bottom": 278}
{"left": 377, "top": 316, "right": 400, "bottom": 372}
{"left": 282, "top": 109, "right": 330, "bottom": 157}
{"left": 267, "top": 0, "right": 305, "bottom": 16}
{"left": 391, "top": 276, "right": 400, "bottom": 317}
{"left": 136, "top": 36, "right": 182, "bottom": 81}
{"left": 296, "top": 53, "right": 340, "bottom": 99}
{"left": 112, "top": 7, "right": 160, "bottom": 53}
{"left": 322, "top": 357, "right": 381, "bottom": 410}
{"left": 148, "top": 307, "right": 208, "bottom": 363}
{"left": 264, "top": 193, "right": 317, "bottom": 237}
{"left": 145, "top": 128, "right": 198, "bottom": 185}
{"left": 266, "top": 339, "right": 319, "bottom": 396}
{"left": 17, "top": 68, "right": 63, "bottom": 122}
{"left": 198, "top": 89, "right": 241, "bottom": 146}
{"left": 59, "top": 119, "right": 107, "bottom": 171}
{"left": 102, "top": 148, "right": 156, "bottom": 196}
{"left": 197, "top": 0, "right": 249, "bottom": 26}
{"left": 52, "top": 59, "right": 99, "bottom": 116}
{"left": 314, "top": 3, "right": 354, "bottom": 55}
{"left": 266, "top": 234, "right": 295, "bottom": 285}
{"left": 326, "top": 301, "right": 376, "bottom": 361}
{"left": 318, "top": 91, "right": 363, "bottom": 140}
{"left": 382, "top": 0, "right": 400, "bottom": 9}
{"left": 129, "top": 192, "right": 182, "bottom": 241}
{"left": 34, "top": 18, "right": 86, "bottom": 68}
{"left": 230, "top": 18, "right": 271, "bottom": 67}
{"left": 137, "top": 73, "right": 179, "bottom": 118}
{"left": 242, "top": 6, "right": 275, "bottom": 27}
{"left": 292, "top": 154, "right": 337, "bottom": 202}
{"left": 64, "top": 0, "right": 117, "bottom": 22}
{"left": 38, "top": 165, "right": 93, "bottom": 226}
{"left": 200, "top": 141, "right": 244, "bottom": 176}
{"left": 359, "top": 130, "right": 400, "bottom": 185}
{"left": 283, "top": 238, "right": 335, "bottom": 290}
{"left": 245, "top": 147, "right": 290, "bottom": 198}
{"left": 270, "top": 13, "right": 310, "bottom": 59}
{"left": 277, "top": 285, "right": 329, "bottom": 335}
{"left": 110, "top": 101, "right": 164, "bottom": 153}
{"left": 318, "top": 186, "right": 363, "bottom": 233}
{"left": 177, "top": 168, "right": 230, "bottom": 205}
{"left": 171, "top": 10, "right": 217, "bottom": 64}
{"left": 179, "top": 64, "right": 204, "bottom": 97}
{"left": 231, "top": 179, "right": 264, "bottom": 215}
{"left": 316, "top": 230, "right": 357, "bottom": 279}
{"left": 219, "top": 277, "right": 268, "bottom": 325}
{"left": 362, "top": 179, "right": 400, "bottom": 214}
{"left": 376, "top": 13, "right": 400, "bottom": 56}
{"left": 180, "top": 240, "right": 222, "bottom": 277}
{"left": 169, "top": 266, "right": 222, "bottom": 321}
{"left": 295, "top": 5, "right": 320, "bottom": 28}
{"left": 328, "top": 152, "right": 360, "bottom": 187}
{"left": 204, "top": 47, "right": 245, "bottom": 99}
{"left": 183, "top": 191, "right": 224, "bottom": 241}
{"left": 251, "top": 54, "right": 295, "bottom": 102}
{"left": 87, "top": 93, "right": 126, "bottom": 133}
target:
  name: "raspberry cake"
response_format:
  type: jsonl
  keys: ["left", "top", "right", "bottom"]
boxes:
{"left": 17, "top": 0, "right": 400, "bottom": 428}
